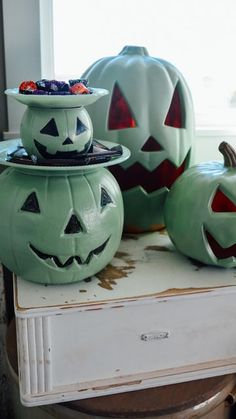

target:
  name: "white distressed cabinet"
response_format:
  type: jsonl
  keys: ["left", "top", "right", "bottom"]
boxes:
{"left": 13, "top": 231, "right": 236, "bottom": 406}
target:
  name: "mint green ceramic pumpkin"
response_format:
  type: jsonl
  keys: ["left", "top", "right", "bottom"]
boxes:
{"left": 20, "top": 106, "right": 93, "bottom": 159}
{"left": 164, "top": 142, "right": 236, "bottom": 268}
{"left": 82, "top": 45, "right": 195, "bottom": 232}
{"left": 0, "top": 165, "right": 123, "bottom": 284}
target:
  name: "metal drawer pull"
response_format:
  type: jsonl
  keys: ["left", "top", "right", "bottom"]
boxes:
{"left": 140, "top": 331, "right": 170, "bottom": 341}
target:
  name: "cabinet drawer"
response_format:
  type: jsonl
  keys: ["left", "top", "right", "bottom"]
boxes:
{"left": 16, "top": 291, "right": 236, "bottom": 406}
{"left": 51, "top": 293, "right": 236, "bottom": 385}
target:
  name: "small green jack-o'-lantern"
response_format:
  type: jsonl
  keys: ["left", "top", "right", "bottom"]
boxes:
{"left": 82, "top": 45, "right": 195, "bottom": 232}
{"left": 164, "top": 142, "right": 236, "bottom": 268}
{"left": 20, "top": 106, "right": 93, "bottom": 159}
{"left": 0, "top": 165, "right": 123, "bottom": 284}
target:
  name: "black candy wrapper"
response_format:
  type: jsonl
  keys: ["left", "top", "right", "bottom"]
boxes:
{"left": 6, "top": 140, "right": 123, "bottom": 167}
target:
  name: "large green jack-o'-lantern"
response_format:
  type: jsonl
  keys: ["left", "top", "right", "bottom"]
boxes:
{"left": 21, "top": 106, "right": 93, "bottom": 160}
{"left": 164, "top": 142, "right": 236, "bottom": 268}
{"left": 3, "top": 88, "right": 129, "bottom": 285}
{"left": 82, "top": 45, "right": 195, "bottom": 232}
{"left": 0, "top": 163, "right": 124, "bottom": 284}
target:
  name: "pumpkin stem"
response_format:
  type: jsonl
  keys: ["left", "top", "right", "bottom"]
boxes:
{"left": 219, "top": 141, "right": 236, "bottom": 167}
{"left": 119, "top": 46, "right": 149, "bottom": 56}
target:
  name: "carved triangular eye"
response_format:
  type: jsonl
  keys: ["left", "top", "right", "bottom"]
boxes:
{"left": 40, "top": 118, "right": 59, "bottom": 136}
{"left": 76, "top": 118, "right": 87, "bottom": 135}
{"left": 21, "top": 192, "right": 40, "bottom": 213}
{"left": 141, "top": 136, "right": 163, "bottom": 152}
{"left": 211, "top": 188, "right": 236, "bottom": 212}
{"left": 108, "top": 83, "right": 137, "bottom": 130}
{"left": 164, "top": 82, "right": 185, "bottom": 128}
{"left": 101, "top": 187, "right": 113, "bottom": 208}
{"left": 64, "top": 214, "right": 83, "bottom": 234}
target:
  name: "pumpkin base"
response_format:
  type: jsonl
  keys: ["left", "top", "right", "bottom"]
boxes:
{"left": 0, "top": 163, "right": 125, "bottom": 285}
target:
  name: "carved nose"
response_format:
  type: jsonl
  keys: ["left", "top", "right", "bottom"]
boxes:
{"left": 141, "top": 136, "right": 163, "bottom": 152}
{"left": 63, "top": 137, "right": 73, "bottom": 145}
{"left": 64, "top": 214, "right": 82, "bottom": 234}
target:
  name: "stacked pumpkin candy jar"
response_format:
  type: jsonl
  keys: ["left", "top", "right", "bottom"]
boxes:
{"left": 0, "top": 79, "right": 130, "bottom": 284}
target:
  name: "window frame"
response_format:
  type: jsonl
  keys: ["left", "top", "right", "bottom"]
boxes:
{"left": 2, "top": 0, "right": 54, "bottom": 138}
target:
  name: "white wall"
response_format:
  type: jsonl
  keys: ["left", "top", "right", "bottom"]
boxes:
{"left": 2, "top": 0, "right": 42, "bottom": 136}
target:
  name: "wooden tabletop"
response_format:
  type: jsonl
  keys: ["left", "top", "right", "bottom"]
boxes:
{"left": 14, "top": 231, "right": 236, "bottom": 316}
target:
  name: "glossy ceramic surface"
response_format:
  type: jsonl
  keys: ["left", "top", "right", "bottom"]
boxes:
{"left": 5, "top": 87, "right": 109, "bottom": 108}
{"left": 0, "top": 165, "right": 124, "bottom": 284}
{"left": 82, "top": 45, "right": 195, "bottom": 232}
{"left": 0, "top": 139, "right": 130, "bottom": 173}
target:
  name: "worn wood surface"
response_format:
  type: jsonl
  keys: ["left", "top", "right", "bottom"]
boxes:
{"left": 15, "top": 231, "right": 236, "bottom": 312}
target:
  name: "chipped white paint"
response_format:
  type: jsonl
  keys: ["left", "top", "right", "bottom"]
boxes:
{"left": 15, "top": 232, "right": 236, "bottom": 312}
{"left": 13, "top": 232, "right": 236, "bottom": 406}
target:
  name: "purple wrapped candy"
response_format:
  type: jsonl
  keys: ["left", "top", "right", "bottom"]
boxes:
{"left": 32, "top": 90, "right": 49, "bottom": 95}
{"left": 36, "top": 79, "right": 50, "bottom": 91}
{"left": 53, "top": 80, "right": 70, "bottom": 92}
{"left": 69, "top": 78, "right": 89, "bottom": 87}
{"left": 22, "top": 89, "right": 37, "bottom": 95}
{"left": 36, "top": 79, "right": 70, "bottom": 92}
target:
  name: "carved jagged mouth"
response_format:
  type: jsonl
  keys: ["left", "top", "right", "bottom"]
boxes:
{"left": 29, "top": 237, "right": 110, "bottom": 268}
{"left": 109, "top": 157, "right": 188, "bottom": 193}
{"left": 34, "top": 139, "right": 91, "bottom": 159}
{"left": 205, "top": 230, "right": 236, "bottom": 259}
